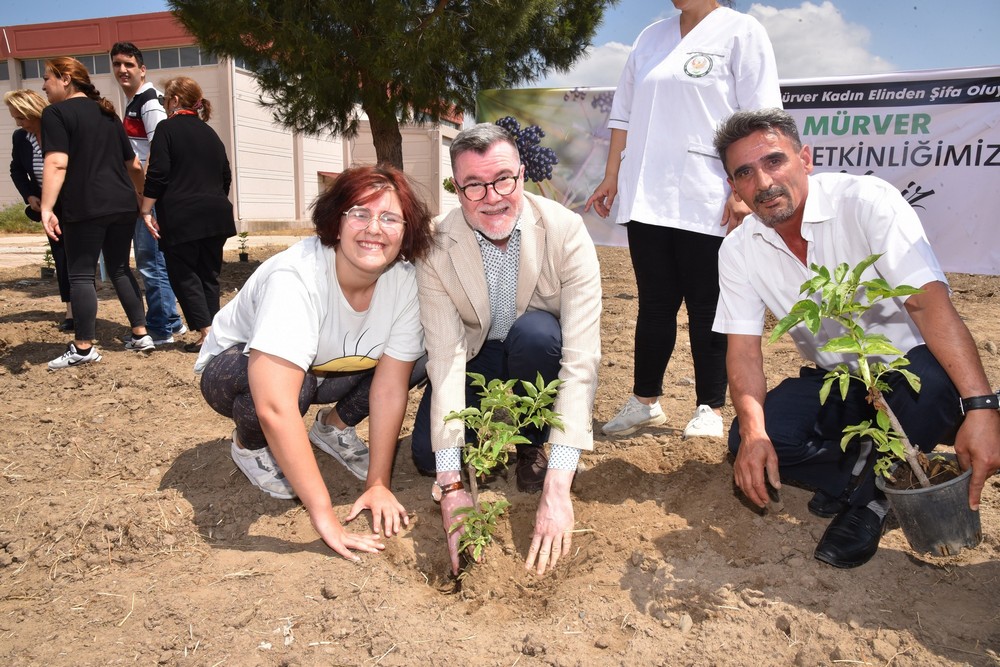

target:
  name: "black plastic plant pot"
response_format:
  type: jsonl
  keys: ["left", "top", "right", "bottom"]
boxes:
{"left": 40, "top": 267, "right": 55, "bottom": 279}
{"left": 876, "top": 452, "right": 982, "bottom": 557}
{"left": 239, "top": 252, "right": 249, "bottom": 263}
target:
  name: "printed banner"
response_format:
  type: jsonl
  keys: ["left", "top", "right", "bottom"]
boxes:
{"left": 477, "top": 65, "right": 1000, "bottom": 275}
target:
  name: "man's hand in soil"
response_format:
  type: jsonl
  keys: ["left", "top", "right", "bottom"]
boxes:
{"left": 525, "top": 468, "right": 575, "bottom": 576}
{"left": 440, "top": 488, "right": 475, "bottom": 575}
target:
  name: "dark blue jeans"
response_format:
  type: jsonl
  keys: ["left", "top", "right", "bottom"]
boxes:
{"left": 411, "top": 310, "right": 563, "bottom": 474}
{"left": 728, "top": 345, "right": 962, "bottom": 507}
{"left": 134, "top": 216, "right": 183, "bottom": 338}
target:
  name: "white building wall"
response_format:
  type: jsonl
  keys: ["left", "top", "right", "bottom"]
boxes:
{"left": 231, "top": 69, "right": 295, "bottom": 222}
{"left": 301, "top": 131, "right": 347, "bottom": 216}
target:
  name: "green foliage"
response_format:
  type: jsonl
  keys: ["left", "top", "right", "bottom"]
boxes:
{"left": 447, "top": 372, "right": 563, "bottom": 480}
{"left": 169, "top": 0, "right": 618, "bottom": 167}
{"left": 769, "top": 254, "right": 923, "bottom": 477}
{"left": 42, "top": 249, "right": 54, "bottom": 269}
{"left": 237, "top": 231, "right": 249, "bottom": 252}
{"left": 445, "top": 371, "right": 563, "bottom": 561}
{"left": 0, "top": 203, "right": 38, "bottom": 233}
{"left": 442, "top": 178, "right": 456, "bottom": 195}
{"left": 449, "top": 499, "right": 510, "bottom": 563}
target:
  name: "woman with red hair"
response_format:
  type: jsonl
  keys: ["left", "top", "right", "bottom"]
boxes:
{"left": 140, "top": 76, "right": 236, "bottom": 353}
{"left": 195, "top": 165, "right": 433, "bottom": 561}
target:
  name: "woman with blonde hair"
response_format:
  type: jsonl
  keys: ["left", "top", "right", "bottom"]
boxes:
{"left": 40, "top": 57, "right": 151, "bottom": 369}
{"left": 5, "top": 88, "right": 73, "bottom": 331}
{"left": 141, "top": 76, "right": 235, "bottom": 353}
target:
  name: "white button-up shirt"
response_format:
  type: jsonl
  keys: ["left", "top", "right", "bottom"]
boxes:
{"left": 609, "top": 7, "right": 780, "bottom": 235}
{"left": 713, "top": 172, "right": 946, "bottom": 370}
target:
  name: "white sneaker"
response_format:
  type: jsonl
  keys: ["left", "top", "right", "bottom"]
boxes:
{"left": 230, "top": 431, "right": 295, "bottom": 499}
{"left": 602, "top": 396, "right": 666, "bottom": 436}
{"left": 308, "top": 407, "right": 369, "bottom": 480}
{"left": 48, "top": 342, "right": 102, "bottom": 370}
{"left": 124, "top": 334, "right": 155, "bottom": 351}
{"left": 682, "top": 405, "right": 724, "bottom": 439}
{"left": 151, "top": 324, "right": 188, "bottom": 345}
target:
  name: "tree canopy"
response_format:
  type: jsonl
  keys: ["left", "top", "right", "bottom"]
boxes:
{"left": 169, "top": 0, "right": 617, "bottom": 168}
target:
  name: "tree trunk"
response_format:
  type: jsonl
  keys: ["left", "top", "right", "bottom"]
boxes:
{"left": 367, "top": 112, "right": 404, "bottom": 170}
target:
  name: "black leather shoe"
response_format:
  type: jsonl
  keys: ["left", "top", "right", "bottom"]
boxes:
{"left": 814, "top": 505, "right": 887, "bottom": 568}
{"left": 515, "top": 446, "right": 548, "bottom": 493}
{"left": 807, "top": 489, "right": 848, "bottom": 518}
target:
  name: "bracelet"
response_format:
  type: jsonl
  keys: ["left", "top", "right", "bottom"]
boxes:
{"left": 959, "top": 394, "right": 999, "bottom": 415}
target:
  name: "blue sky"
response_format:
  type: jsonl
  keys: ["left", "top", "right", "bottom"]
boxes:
{"left": 5, "top": 1, "right": 999, "bottom": 84}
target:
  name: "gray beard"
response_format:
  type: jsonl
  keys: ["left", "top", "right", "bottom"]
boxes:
{"left": 754, "top": 187, "right": 794, "bottom": 228}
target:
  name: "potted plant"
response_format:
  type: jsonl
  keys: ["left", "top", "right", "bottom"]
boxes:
{"left": 770, "top": 253, "right": 981, "bottom": 557}
{"left": 445, "top": 372, "right": 562, "bottom": 564}
{"left": 237, "top": 231, "right": 250, "bottom": 262}
{"left": 40, "top": 249, "right": 55, "bottom": 279}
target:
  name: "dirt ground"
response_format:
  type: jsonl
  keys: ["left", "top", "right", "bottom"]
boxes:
{"left": 0, "top": 243, "right": 997, "bottom": 667}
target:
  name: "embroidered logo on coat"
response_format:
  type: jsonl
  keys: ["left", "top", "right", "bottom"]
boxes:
{"left": 683, "top": 53, "right": 714, "bottom": 78}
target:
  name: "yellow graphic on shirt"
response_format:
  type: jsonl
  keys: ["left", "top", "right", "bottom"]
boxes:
{"left": 311, "top": 329, "right": 380, "bottom": 373}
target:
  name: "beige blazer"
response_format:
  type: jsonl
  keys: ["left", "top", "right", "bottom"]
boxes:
{"left": 416, "top": 192, "right": 602, "bottom": 453}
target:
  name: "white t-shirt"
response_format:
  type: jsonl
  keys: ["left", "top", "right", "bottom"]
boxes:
{"left": 713, "top": 172, "right": 947, "bottom": 370}
{"left": 609, "top": 7, "right": 781, "bottom": 235}
{"left": 123, "top": 82, "right": 166, "bottom": 166}
{"left": 194, "top": 236, "right": 424, "bottom": 375}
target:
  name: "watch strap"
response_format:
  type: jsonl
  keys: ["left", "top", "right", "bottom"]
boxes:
{"left": 432, "top": 480, "right": 465, "bottom": 502}
{"left": 437, "top": 480, "right": 464, "bottom": 495}
{"left": 959, "top": 394, "right": 999, "bottom": 415}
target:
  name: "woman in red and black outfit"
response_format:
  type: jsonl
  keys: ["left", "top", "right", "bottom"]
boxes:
{"left": 141, "top": 76, "right": 236, "bottom": 353}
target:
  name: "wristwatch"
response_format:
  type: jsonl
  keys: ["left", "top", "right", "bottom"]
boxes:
{"left": 959, "top": 394, "right": 1000, "bottom": 415}
{"left": 431, "top": 480, "right": 464, "bottom": 503}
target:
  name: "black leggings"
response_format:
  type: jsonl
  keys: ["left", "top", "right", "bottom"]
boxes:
{"left": 626, "top": 221, "right": 727, "bottom": 408}
{"left": 60, "top": 212, "right": 146, "bottom": 342}
{"left": 200, "top": 345, "right": 428, "bottom": 450}
{"left": 47, "top": 234, "right": 71, "bottom": 303}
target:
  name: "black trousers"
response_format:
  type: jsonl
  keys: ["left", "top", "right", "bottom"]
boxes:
{"left": 161, "top": 235, "right": 228, "bottom": 331}
{"left": 626, "top": 221, "right": 727, "bottom": 407}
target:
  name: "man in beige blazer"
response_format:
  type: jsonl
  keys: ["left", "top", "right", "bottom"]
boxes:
{"left": 412, "top": 123, "right": 602, "bottom": 577}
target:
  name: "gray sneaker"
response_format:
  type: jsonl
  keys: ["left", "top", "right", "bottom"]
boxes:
{"left": 229, "top": 431, "right": 295, "bottom": 499}
{"left": 602, "top": 396, "right": 666, "bottom": 436}
{"left": 308, "top": 407, "right": 369, "bottom": 480}
{"left": 124, "top": 334, "right": 155, "bottom": 351}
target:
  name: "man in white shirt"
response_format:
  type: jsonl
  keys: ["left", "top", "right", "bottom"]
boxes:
{"left": 110, "top": 41, "right": 185, "bottom": 347}
{"left": 712, "top": 108, "right": 1000, "bottom": 568}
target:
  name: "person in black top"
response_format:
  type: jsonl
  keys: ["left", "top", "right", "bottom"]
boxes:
{"left": 4, "top": 88, "right": 73, "bottom": 331}
{"left": 141, "top": 76, "right": 237, "bottom": 353}
{"left": 39, "top": 57, "right": 152, "bottom": 369}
